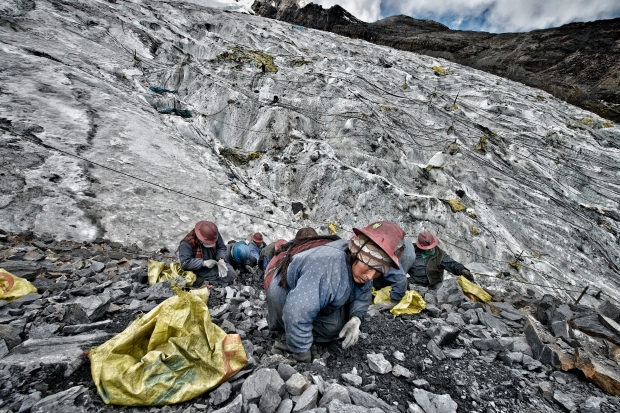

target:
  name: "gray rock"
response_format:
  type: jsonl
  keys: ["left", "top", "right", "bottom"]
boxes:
{"left": 8, "top": 293, "right": 42, "bottom": 309}
{"left": 427, "top": 340, "right": 446, "bottom": 360}
{"left": 278, "top": 363, "right": 297, "bottom": 382}
{"left": 248, "top": 404, "right": 260, "bottom": 413}
{"left": 472, "top": 339, "right": 503, "bottom": 352}
{"left": 392, "top": 364, "right": 412, "bottom": 378}
{"left": 393, "top": 350, "right": 405, "bottom": 361}
{"left": 366, "top": 353, "right": 392, "bottom": 374}
{"left": 413, "top": 389, "right": 457, "bottom": 413}
{"left": 505, "top": 351, "right": 524, "bottom": 364}
{"left": 524, "top": 319, "right": 573, "bottom": 369}
{"left": 476, "top": 310, "right": 510, "bottom": 336}
{"left": 260, "top": 384, "right": 283, "bottom": 413}
{"left": 446, "top": 312, "right": 465, "bottom": 326}
{"left": 599, "top": 314, "right": 620, "bottom": 335}
{"left": 293, "top": 384, "right": 318, "bottom": 412}
{"left": 598, "top": 301, "right": 620, "bottom": 323}
{"left": 70, "top": 294, "right": 111, "bottom": 322}
{"left": 146, "top": 278, "right": 184, "bottom": 301}
{"left": 346, "top": 386, "right": 397, "bottom": 412}
{"left": 0, "top": 339, "right": 8, "bottom": 359}
{"left": 326, "top": 399, "right": 383, "bottom": 413}
{"left": 580, "top": 396, "right": 604, "bottom": 413}
{"left": 551, "top": 320, "right": 570, "bottom": 340}
{"left": 212, "top": 394, "right": 242, "bottom": 413}
{"left": 19, "top": 391, "right": 42, "bottom": 412}
{"left": 210, "top": 382, "right": 232, "bottom": 405}
{"left": 311, "top": 375, "right": 326, "bottom": 394}
{"left": 28, "top": 323, "right": 60, "bottom": 339}
{"left": 89, "top": 260, "right": 105, "bottom": 273}
{"left": 443, "top": 349, "right": 465, "bottom": 359}
{"left": 425, "top": 304, "right": 441, "bottom": 317}
{"left": 424, "top": 292, "right": 438, "bottom": 307}
{"left": 427, "top": 325, "right": 460, "bottom": 346}
{"left": 435, "top": 278, "right": 466, "bottom": 307}
{"left": 62, "top": 320, "right": 112, "bottom": 335}
{"left": 341, "top": 373, "right": 362, "bottom": 387}
{"left": 276, "top": 399, "right": 294, "bottom": 413}
{"left": 553, "top": 390, "right": 575, "bottom": 412}
{"left": 0, "top": 261, "right": 41, "bottom": 281}
{"left": 412, "top": 379, "right": 429, "bottom": 388}
{"left": 319, "top": 383, "right": 350, "bottom": 407}
{"left": 286, "top": 373, "right": 310, "bottom": 396}
{"left": 241, "top": 368, "right": 285, "bottom": 404}
{"left": 408, "top": 402, "right": 425, "bottom": 413}
{"left": 0, "top": 331, "right": 110, "bottom": 376}
{"left": 462, "top": 309, "right": 479, "bottom": 324}
{"left": 500, "top": 311, "right": 524, "bottom": 322}
{"left": 30, "top": 385, "right": 91, "bottom": 413}
{"left": 0, "top": 324, "right": 22, "bottom": 349}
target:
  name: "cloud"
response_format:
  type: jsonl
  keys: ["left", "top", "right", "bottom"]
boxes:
{"left": 313, "top": 0, "right": 620, "bottom": 32}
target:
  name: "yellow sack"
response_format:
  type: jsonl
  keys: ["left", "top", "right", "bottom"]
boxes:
{"left": 148, "top": 260, "right": 196, "bottom": 287}
{"left": 89, "top": 288, "right": 247, "bottom": 406}
{"left": 457, "top": 275, "right": 492, "bottom": 303}
{"left": 0, "top": 269, "right": 37, "bottom": 302}
{"left": 372, "top": 286, "right": 427, "bottom": 315}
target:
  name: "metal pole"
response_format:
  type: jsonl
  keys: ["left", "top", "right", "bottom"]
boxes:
{"left": 575, "top": 286, "right": 589, "bottom": 304}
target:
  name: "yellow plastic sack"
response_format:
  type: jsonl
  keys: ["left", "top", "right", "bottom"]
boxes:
{"left": 89, "top": 288, "right": 247, "bottom": 406}
{"left": 0, "top": 269, "right": 37, "bottom": 302}
{"left": 372, "top": 286, "right": 427, "bottom": 315}
{"left": 148, "top": 260, "right": 196, "bottom": 287}
{"left": 457, "top": 275, "right": 492, "bottom": 303}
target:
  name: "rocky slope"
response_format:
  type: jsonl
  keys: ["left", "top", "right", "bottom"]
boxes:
{"left": 1, "top": 230, "right": 620, "bottom": 412}
{"left": 251, "top": 1, "right": 620, "bottom": 123}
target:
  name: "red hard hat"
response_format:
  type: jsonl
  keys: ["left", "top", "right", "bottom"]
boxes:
{"left": 352, "top": 221, "right": 405, "bottom": 269}
{"left": 251, "top": 232, "right": 264, "bottom": 243}
{"left": 416, "top": 231, "right": 438, "bottom": 250}
{"left": 195, "top": 221, "right": 218, "bottom": 245}
{"left": 295, "top": 227, "right": 318, "bottom": 239}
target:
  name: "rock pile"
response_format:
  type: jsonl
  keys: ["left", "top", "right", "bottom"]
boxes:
{"left": 1, "top": 230, "right": 620, "bottom": 412}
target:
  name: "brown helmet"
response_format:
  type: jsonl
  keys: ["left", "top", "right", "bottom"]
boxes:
{"left": 352, "top": 221, "right": 405, "bottom": 269}
{"left": 251, "top": 232, "right": 264, "bottom": 244}
{"left": 416, "top": 231, "right": 438, "bottom": 250}
{"left": 295, "top": 227, "right": 318, "bottom": 240}
{"left": 195, "top": 221, "right": 218, "bottom": 246}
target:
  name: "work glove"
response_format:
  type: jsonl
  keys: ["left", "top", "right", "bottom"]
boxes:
{"left": 374, "top": 300, "right": 398, "bottom": 311}
{"left": 292, "top": 350, "right": 312, "bottom": 363}
{"left": 217, "top": 261, "right": 228, "bottom": 278}
{"left": 244, "top": 265, "right": 256, "bottom": 275}
{"left": 338, "top": 316, "right": 361, "bottom": 349}
{"left": 461, "top": 269, "right": 475, "bottom": 283}
{"left": 202, "top": 259, "right": 217, "bottom": 268}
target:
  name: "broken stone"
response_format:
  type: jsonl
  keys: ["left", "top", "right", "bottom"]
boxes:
{"left": 62, "top": 319, "right": 112, "bottom": 335}
{"left": 292, "top": 384, "right": 318, "bottom": 412}
{"left": 28, "top": 323, "right": 60, "bottom": 339}
{"left": 30, "top": 385, "right": 92, "bottom": 413}
{"left": 0, "top": 261, "right": 42, "bottom": 281}
{"left": 260, "top": 384, "right": 282, "bottom": 413}
{"left": 327, "top": 399, "right": 383, "bottom": 413}
{"left": 392, "top": 364, "right": 412, "bottom": 378}
{"left": 574, "top": 347, "right": 620, "bottom": 395}
{"left": 538, "top": 382, "right": 553, "bottom": 402}
{"left": 472, "top": 339, "right": 503, "bottom": 352}
{"left": 427, "top": 325, "right": 460, "bottom": 346}
{"left": 146, "top": 278, "right": 183, "bottom": 302}
{"left": 0, "top": 324, "right": 22, "bottom": 349}
{"left": 277, "top": 363, "right": 297, "bottom": 382}
{"left": 7, "top": 293, "right": 42, "bottom": 309}
{"left": 276, "top": 399, "right": 294, "bottom": 413}
{"left": 413, "top": 388, "right": 457, "bottom": 413}
{"left": 89, "top": 260, "right": 105, "bottom": 273}
{"left": 476, "top": 310, "right": 510, "bottom": 336}
{"left": 346, "top": 386, "right": 396, "bottom": 412}
{"left": 318, "top": 383, "right": 350, "bottom": 407}
{"left": 212, "top": 394, "right": 242, "bottom": 413}
{"left": 524, "top": 318, "right": 574, "bottom": 370}
{"left": 599, "top": 314, "right": 620, "bottom": 336}
{"left": 210, "top": 382, "right": 232, "bottom": 406}
{"left": 598, "top": 301, "right": 620, "bottom": 323}
{"left": 341, "top": 372, "right": 362, "bottom": 387}
{"left": 241, "top": 368, "right": 285, "bottom": 403}
{"left": 0, "top": 339, "right": 8, "bottom": 359}
{"left": 444, "top": 348, "right": 466, "bottom": 359}
{"left": 427, "top": 340, "right": 446, "bottom": 360}
{"left": 286, "top": 373, "right": 310, "bottom": 396}
{"left": 580, "top": 396, "right": 605, "bottom": 413}
{"left": 571, "top": 314, "right": 620, "bottom": 344}
{"left": 446, "top": 312, "right": 465, "bottom": 326}
{"left": 0, "top": 331, "right": 110, "bottom": 376}
{"left": 435, "top": 278, "right": 466, "bottom": 306}
{"left": 68, "top": 294, "right": 111, "bottom": 323}
{"left": 553, "top": 390, "right": 575, "bottom": 412}
{"left": 551, "top": 320, "right": 571, "bottom": 340}
{"left": 367, "top": 353, "right": 392, "bottom": 374}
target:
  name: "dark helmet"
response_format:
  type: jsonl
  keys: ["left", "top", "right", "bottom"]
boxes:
{"left": 232, "top": 241, "right": 250, "bottom": 264}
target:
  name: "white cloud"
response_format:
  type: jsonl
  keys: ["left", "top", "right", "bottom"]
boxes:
{"left": 316, "top": 0, "right": 620, "bottom": 32}
{"left": 312, "top": 0, "right": 382, "bottom": 22}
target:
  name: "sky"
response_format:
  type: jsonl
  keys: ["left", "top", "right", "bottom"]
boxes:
{"left": 311, "top": 0, "right": 620, "bottom": 33}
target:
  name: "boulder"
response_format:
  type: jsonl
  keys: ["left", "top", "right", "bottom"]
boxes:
{"left": 524, "top": 318, "right": 574, "bottom": 370}
{"left": 570, "top": 314, "right": 620, "bottom": 344}
{"left": 574, "top": 348, "right": 620, "bottom": 395}
{"left": 435, "top": 278, "right": 466, "bottom": 307}
{"left": 319, "top": 383, "right": 351, "bottom": 407}
{"left": 412, "top": 388, "right": 457, "bottom": 413}
{"left": 241, "top": 368, "right": 286, "bottom": 404}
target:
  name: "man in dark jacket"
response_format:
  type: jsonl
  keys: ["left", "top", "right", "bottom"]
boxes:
{"left": 266, "top": 221, "right": 406, "bottom": 362}
{"left": 370, "top": 232, "right": 473, "bottom": 311}
{"left": 177, "top": 221, "right": 237, "bottom": 286}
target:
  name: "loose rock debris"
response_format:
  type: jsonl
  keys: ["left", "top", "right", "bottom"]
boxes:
{"left": 1, "top": 230, "right": 620, "bottom": 412}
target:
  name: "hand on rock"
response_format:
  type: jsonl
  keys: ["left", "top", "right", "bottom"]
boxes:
{"left": 461, "top": 269, "right": 474, "bottom": 283}
{"left": 338, "top": 316, "right": 361, "bottom": 349}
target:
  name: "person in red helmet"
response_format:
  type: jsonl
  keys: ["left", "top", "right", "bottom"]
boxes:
{"left": 177, "top": 221, "right": 237, "bottom": 286}
{"left": 266, "top": 221, "right": 405, "bottom": 362}
{"left": 409, "top": 231, "right": 473, "bottom": 287}
{"left": 248, "top": 232, "right": 267, "bottom": 267}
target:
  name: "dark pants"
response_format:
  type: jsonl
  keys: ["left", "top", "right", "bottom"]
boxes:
{"left": 194, "top": 263, "right": 237, "bottom": 286}
{"left": 267, "top": 274, "right": 347, "bottom": 344}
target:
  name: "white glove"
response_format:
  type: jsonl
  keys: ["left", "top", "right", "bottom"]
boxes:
{"left": 338, "top": 316, "right": 361, "bottom": 349}
{"left": 245, "top": 265, "right": 256, "bottom": 275}
{"left": 202, "top": 259, "right": 217, "bottom": 268}
{"left": 217, "top": 261, "right": 228, "bottom": 278}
